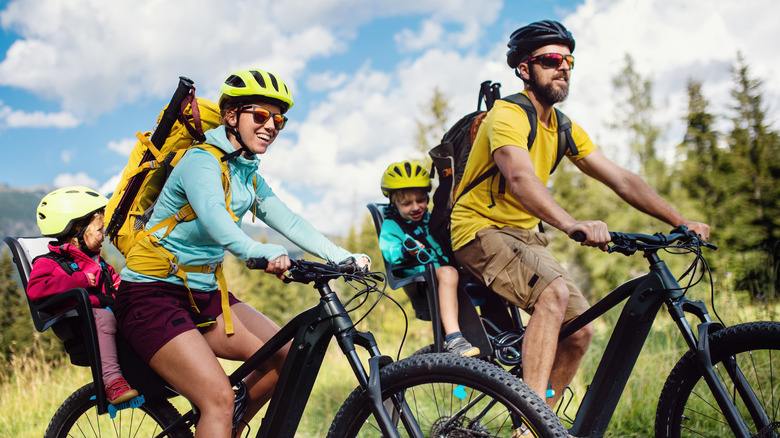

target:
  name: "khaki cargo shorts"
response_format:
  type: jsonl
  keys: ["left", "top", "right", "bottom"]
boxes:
{"left": 454, "top": 226, "right": 589, "bottom": 322}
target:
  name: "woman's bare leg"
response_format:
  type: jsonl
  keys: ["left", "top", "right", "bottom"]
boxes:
{"left": 204, "top": 303, "right": 289, "bottom": 434}
{"left": 149, "top": 330, "right": 234, "bottom": 437}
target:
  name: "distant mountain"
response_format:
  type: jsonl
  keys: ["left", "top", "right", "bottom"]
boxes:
{"left": 0, "top": 184, "right": 51, "bottom": 238}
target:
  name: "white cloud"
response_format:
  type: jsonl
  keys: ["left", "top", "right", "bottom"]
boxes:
{"left": 53, "top": 172, "right": 99, "bottom": 189}
{"left": 306, "top": 71, "right": 351, "bottom": 93}
{"left": 395, "top": 20, "right": 445, "bottom": 52}
{"left": 107, "top": 138, "right": 137, "bottom": 157}
{"left": 0, "top": 101, "right": 80, "bottom": 128}
{"left": 99, "top": 174, "right": 120, "bottom": 196}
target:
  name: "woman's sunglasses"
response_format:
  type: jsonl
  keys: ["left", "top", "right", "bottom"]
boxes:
{"left": 239, "top": 105, "right": 288, "bottom": 130}
{"left": 527, "top": 53, "right": 575, "bottom": 70}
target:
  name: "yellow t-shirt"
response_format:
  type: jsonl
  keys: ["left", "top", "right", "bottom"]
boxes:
{"left": 450, "top": 95, "right": 597, "bottom": 251}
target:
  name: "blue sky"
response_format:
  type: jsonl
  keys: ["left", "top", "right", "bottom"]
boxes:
{"left": 1, "top": 0, "right": 779, "bottom": 235}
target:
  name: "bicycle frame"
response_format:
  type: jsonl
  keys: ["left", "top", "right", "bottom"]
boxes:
{"left": 159, "top": 273, "right": 408, "bottom": 438}
{"left": 520, "top": 249, "right": 764, "bottom": 438}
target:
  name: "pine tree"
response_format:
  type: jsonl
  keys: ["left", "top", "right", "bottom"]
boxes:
{"left": 0, "top": 251, "right": 36, "bottom": 365}
{"left": 724, "top": 53, "right": 780, "bottom": 300}
{"left": 675, "top": 79, "right": 721, "bottom": 225}
{"left": 414, "top": 87, "right": 451, "bottom": 165}
{"left": 610, "top": 54, "right": 664, "bottom": 188}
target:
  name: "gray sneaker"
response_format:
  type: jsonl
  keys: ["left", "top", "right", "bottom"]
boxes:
{"left": 445, "top": 336, "right": 480, "bottom": 357}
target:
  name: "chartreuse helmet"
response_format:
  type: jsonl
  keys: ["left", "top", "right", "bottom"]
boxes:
{"left": 381, "top": 161, "right": 431, "bottom": 198}
{"left": 218, "top": 68, "right": 294, "bottom": 114}
{"left": 36, "top": 186, "right": 108, "bottom": 238}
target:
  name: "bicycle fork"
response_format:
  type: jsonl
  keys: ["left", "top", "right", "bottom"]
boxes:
{"left": 334, "top": 303, "right": 422, "bottom": 438}
{"left": 672, "top": 299, "right": 770, "bottom": 438}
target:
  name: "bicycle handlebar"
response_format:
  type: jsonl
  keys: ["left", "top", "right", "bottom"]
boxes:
{"left": 245, "top": 257, "right": 371, "bottom": 284}
{"left": 572, "top": 225, "right": 717, "bottom": 256}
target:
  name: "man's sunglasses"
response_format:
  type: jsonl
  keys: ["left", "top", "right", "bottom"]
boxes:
{"left": 239, "top": 105, "right": 288, "bottom": 130}
{"left": 527, "top": 53, "right": 575, "bottom": 70}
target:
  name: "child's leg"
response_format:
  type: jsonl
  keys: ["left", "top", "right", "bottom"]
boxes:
{"left": 435, "top": 265, "right": 461, "bottom": 335}
{"left": 436, "top": 266, "right": 480, "bottom": 357}
{"left": 92, "top": 307, "right": 123, "bottom": 384}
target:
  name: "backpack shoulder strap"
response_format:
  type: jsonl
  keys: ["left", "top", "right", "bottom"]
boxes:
{"left": 33, "top": 252, "right": 78, "bottom": 276}
{"left": 503, "top": 94, "right": 579, "bottom": 174}
{"left": 132, "top": 144, "right": 242, "bottom": 247}
{"left": 97, "top": 258, "right": 117, "bottom": 296}
{"left": 197, "top": 144, "right": 239, "bottom": 222}
{"left": 502, "top": 93, "right": 538, "bottom": 150}
{"left": 552, "top": 108, "right": 578, "bottom": 174}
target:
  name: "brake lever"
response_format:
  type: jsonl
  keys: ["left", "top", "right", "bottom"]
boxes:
{"left": 607, "top": 245, "right": 636, "bottom": 256}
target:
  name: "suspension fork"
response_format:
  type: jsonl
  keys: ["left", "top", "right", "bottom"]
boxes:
{"left": 671, "top": 300, "right": 768, "bottom": 436}
{"left": 338, "top": 321, "right": 422, "bottom": 437}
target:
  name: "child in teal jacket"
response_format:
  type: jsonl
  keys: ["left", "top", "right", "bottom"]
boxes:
{"left": 379, "top": 161, "right": 479, "bottom": 357}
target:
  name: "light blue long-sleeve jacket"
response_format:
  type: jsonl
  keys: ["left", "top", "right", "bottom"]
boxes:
{"left": 121, "top": 125, "right": 363, "bottom": 290}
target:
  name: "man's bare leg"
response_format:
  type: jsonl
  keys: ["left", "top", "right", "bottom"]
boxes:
{"left": 522, "top": 277, "right": 570, "bottom": 402}
{"left": 548, "top": 323, "right": 593, "bottom": 407}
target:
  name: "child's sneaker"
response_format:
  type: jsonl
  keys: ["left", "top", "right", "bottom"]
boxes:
{"left": 105, "top": 377, "right": 139, "bottom": 405}
{"left": 445, "top": 335, "right": 480, "bottom": 357}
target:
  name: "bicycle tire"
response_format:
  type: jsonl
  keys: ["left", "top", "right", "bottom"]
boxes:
{"left": 45, "top": 382, "right": 193, "bottom": 438}
{"left": 655, "top": 321, "right": 780, "bottom": 437}
{"left": 327, "top": 353, "right": 567, "bottom": 437}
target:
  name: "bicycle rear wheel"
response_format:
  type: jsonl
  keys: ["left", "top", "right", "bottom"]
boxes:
{"left": 327, "top": 353, "right": 567, "bottom": 437}
{"left": 656, "top": 321, "right": 780, "bottom": 437}
{"left": 45, "top": 382, "right": 193, "bottom": 438}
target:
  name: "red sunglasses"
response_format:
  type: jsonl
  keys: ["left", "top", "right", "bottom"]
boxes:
{"left": 527, "top": 53, "right": 575, "bottom": 70}
{"left": 239, "top": 105, "right": 288, "bottom": 130}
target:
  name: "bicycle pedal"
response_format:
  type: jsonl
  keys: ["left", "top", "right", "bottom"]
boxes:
{"left": 106, "top": 395, "right": 146, "bottom": 419}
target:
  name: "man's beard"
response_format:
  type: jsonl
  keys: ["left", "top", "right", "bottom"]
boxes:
{"left": 528, "top": 69, "right": 569, "bottom": 105}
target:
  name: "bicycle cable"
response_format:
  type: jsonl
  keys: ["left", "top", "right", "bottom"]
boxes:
{"left": 327, "top": 269, "right": 411, "bottom": 362}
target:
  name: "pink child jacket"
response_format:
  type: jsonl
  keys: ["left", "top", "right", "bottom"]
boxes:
{"left": 26, "top": 242, "right": 120, "bottom": 308}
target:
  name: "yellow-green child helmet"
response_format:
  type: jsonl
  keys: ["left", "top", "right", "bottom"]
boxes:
{"left": 381, "top": 161, "right": 431, "bottom": 198}
{"left": 36, "top": 186, "right": 108, "bottom": 238}
{"left": 219, "top": 68, "right": 294, "bottom": 113}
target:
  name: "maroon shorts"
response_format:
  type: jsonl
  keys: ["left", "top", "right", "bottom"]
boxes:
{"left": 114, "top": 280, "right": 241, "bottom": 363}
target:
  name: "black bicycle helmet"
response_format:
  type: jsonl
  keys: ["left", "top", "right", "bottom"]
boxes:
{"left": 506, "top": 20, "right": 575, "bottom": 69}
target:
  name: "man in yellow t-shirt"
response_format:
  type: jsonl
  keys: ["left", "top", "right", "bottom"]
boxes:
{"left": 451, "top": 20, "right": 710, "bottom": 408}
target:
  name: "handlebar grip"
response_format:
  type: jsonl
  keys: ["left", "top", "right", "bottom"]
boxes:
{"left": 246, "top": 258, "right": 269, "bottom": 270}
{"left": 571, "top": 231, "right": 586, "bottom": 242}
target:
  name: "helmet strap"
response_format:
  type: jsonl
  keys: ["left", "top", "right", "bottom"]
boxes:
{"left": 72, "top": 227, "right": 99, "bottom": 257}
{"left": 224, "top": 114, "right": 252, "bottom": 160}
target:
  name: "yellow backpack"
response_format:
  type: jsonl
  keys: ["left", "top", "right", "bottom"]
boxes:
{"left": 105, "top": 77, "right": 247, "bottom": 334}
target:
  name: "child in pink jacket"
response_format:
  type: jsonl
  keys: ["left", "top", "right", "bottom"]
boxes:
{"left": 27, "top": 186, "right": 138, "bottom": 405}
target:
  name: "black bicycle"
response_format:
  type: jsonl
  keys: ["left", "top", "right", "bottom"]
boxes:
{"left": 463, "top": 227, "right": 780, "bottom": 437}
{"left": 40, "top": 257, "right": 568, "bottom": 437}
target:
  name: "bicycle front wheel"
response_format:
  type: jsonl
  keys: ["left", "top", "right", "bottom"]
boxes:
{"left": 656, "top": 321, "right": 780, "bottom": 437}
{"left": 328, "top": 353, "right": 567, "bottom": 437}
{"left": 45, "top": 382, "right": 193, "bottom": 438}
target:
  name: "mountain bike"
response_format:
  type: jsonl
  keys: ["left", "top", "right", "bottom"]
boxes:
{"left": 41, "top": 257, "right": 568, "bottom": 437}
{"left": 467, "top": 226, "right": 780, "bottom": 437}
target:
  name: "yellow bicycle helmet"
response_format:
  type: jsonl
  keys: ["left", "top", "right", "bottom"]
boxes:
{"left": 219, "top": 68, "right": 294, "bottom": 113}
{"left": 381, "top": 161, "right": 431, "bottom": 197}
{"left": 36, "top": 186, "right": 108, "bottom": 238}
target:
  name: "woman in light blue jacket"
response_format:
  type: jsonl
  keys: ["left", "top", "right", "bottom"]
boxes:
{"left": 115, "top": 68, "right": 369, "bottom": 437}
